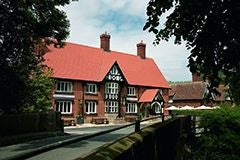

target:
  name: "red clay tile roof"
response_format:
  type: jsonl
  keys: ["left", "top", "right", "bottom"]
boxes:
{"left": 139, "top": 89, "right": 159, "bottom": 102}
{"left": 44, "top": 42, "right": 170, "bottom": 88}
{"left": 171, "top": 82, "right": 207, "bottom": 100}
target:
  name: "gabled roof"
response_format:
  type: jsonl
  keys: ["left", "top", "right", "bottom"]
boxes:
{"left": 139, "top": 89, "right": 160, "bottom": 102}
{"left": 44, "top": 42, "right": 170, "bottom": 88}
{"left": 104, "top": 61, "right": 126, "bottom": 82}
{"left": 170, "top": 82, "right": 207, "bottom": 100}
{"left": 171, "top": 82, "right": 232, "bottom": 102}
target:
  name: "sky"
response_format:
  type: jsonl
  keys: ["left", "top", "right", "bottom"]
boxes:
{"left": 62, "top": 0, "right": 192, "bottom": 82}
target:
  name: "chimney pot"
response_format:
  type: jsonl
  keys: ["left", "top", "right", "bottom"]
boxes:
{"left": 137, "top": 41, "right": 146, "bottom": 59}
{"left": 100, "top": 32, "right": 110, "bottom": 52}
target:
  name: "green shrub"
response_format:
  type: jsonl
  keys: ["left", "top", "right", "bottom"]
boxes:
{"left": 182, "top": 105, "right": 240, "bottom": 160}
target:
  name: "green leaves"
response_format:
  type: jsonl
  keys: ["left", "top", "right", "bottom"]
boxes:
{"left": 181, "top": 106, "right": 240, "bottom": 160}
{"left": 0, "top": 0, "right": 70, "bottom": 112}
{"left": 24, "top": 67, "right": 54, "bottom": 112}
{"left": 144, "top": 0, "right": 240, "bottom": 104}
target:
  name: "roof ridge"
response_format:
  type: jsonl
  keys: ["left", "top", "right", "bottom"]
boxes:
{"left": 65, "top": 42, "right": 154, "bottom": 60}
{"left": 172, "top": 81, "right": 207, "bottom": 86}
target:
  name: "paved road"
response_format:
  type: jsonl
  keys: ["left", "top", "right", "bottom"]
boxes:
{"left": 0, "top": 118, "right": 161, "bottom": 160}
{"left": 27, "top": 125, "right": 140, "bottom": 160}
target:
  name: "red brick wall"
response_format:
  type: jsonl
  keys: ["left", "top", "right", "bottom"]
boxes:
{"left": 53, "top": 79, "right": 170, "bottom": 122}
{"left": 72, "top": 81, "right": 83, "bottom": 117}
{"left": 120, "top": 86, "right": 128, "bottom": 114}
{"left": 98, "top": 84, "right": 105, "bottom": 117}
{"left": 162, "top": 89, "right": 169, "bottom": 115}
{"left": 82, "top": 83, "right": 105, "bottom": 119}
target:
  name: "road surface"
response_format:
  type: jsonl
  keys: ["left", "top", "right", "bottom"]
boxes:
{"left": 27, "top": 123, "right": 150, "bottom": 160}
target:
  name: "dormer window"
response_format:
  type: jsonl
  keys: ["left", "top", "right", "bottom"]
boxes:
{"left": 127, "top": 87, "right": 136, "bottom": 96}
{"left": 56, "top": 81, "right": 73, "bottom": 93}
{"left": 86, "top": 83, "right": 97, "bottom": 94}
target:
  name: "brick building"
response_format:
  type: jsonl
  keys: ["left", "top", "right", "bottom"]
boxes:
{"left": 44, "top": 33, "right": 170, "bottom": 124}
{"left": 169, "top": 73, "right": 232, "bottom": 108}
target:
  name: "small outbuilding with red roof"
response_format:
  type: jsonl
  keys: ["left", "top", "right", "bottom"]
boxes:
{"left": 44, "top": 33, "right": 170, "bottom": 124}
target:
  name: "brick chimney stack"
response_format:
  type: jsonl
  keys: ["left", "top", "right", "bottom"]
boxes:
{"left": 137, "top": 40, "right": 146, "bottom": 59}
{"left": 192, "top": 72, "right": 201, "bottom": 82}
{"left": 100, "top": 32, "right": 110, "bottom": 52}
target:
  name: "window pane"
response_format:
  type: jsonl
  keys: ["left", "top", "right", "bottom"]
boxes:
{"left": 57, "top": 82, "right": 60, "bottom": 91}
{"left": 94, "top": 85, "right": 96, "bottom": 92}
{"left": 86, "top": 103, "right": 89, "bottom": 113}
{"left": 56, "top": 101, "right": 72, "bottom": 114}
{"left": 59, "top": 102, "right": 62, "bottom": 112}
{"left": 56, "top": 102, "right": 59, "bottom": 112}
{"left": 86, "top": 101, "right": 97, "bottom": 114}
{"left": 56, "top": 81, "right": 72, "bottom": 92}
{"left": 86, "top": 84, "right": 89, "bottom": 92}
{"left": 63, "top": 102, "right": 66, "bottom": 112}
{"left": 126, "top": 103, "right": 137, "bottom": 113}
{"left": 67, "top": 103, "right": 70, "bottom": 112}
{"left": 64, "top": 83, "right": 67, "bottom": 91}
{"left": 128, "top": 87, "right": 136, "bottom": 95}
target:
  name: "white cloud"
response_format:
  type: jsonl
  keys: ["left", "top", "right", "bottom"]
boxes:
{"left": 61, "top": 0, "right": 192, "bottom": 81}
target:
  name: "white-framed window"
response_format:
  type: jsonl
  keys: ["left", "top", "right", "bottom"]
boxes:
{"left": 126, "top": 103, "right": 138, "bottom": 113}
{"left": 85, "top": 101, "right": 97, "bottom": 114}
{"left": 105, "top": 82, "right": 119, "bottom": 94}
{"left": 56, "top": 81, "right": 73, "bottom": 93}
{"left": 105, "top": 101, "right": 118, "bottom": 113}
{"left": 56, "top": 101, "right": 72, "bottom": 114}
{"left": 127, "top": 87, "right": 136, "bottom": 96}
{"left": 86, "top": 83, "right": 97, "bottom": 94}
{"left": 152, "top": 102, "right": 162, "bottom": 114}
{"left": 155, "top": 105, "right": 161, "bottom": 113}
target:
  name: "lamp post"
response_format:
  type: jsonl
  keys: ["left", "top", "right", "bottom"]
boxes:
{"left": 135, "top": 115, "right": 141, "bottom": 132}
{"left": 161, "top": 107, "right": 164, "bottom": 122}
{"left": 135, "top": 103, "right": 143, "bottom": 132}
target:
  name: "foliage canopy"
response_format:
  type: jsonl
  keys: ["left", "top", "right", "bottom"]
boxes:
{"left": 0, "top": 0, "right": 70, "bottom": 112}
{"left": 174, "top": 106, "right": 240, "bottom": 160}
{"left": 144, "top": 0, "right": 240, "bottom": 104}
